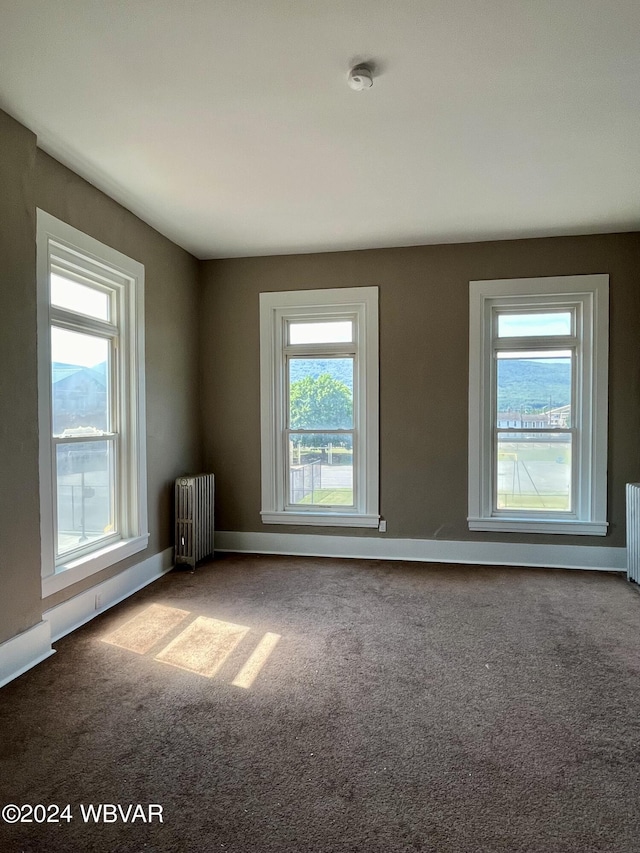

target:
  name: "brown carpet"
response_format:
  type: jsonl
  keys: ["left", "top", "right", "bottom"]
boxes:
{"left": 2, "top": 553, "right": 640, "bottom": 852}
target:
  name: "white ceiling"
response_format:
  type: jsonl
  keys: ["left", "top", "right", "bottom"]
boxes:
{"left": 1, "top": 1, "right": 639, "bottom": 259}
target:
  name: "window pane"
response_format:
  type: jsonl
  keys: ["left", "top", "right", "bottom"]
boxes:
{"left": 496, "top": 352, "right": 572, "bottom": 427}
{"left": 289, "top": 358, "right": 353, "bottom": 429}
{"left": 51, "top": 328, "right": 110, "bottom": 435}
{"left": 497, "top": 312, "right": 572, "bottom": 338}
{"left": 288, "top": 320, "right": 352, "bottom": 344}
{"left": 51, "top": 273, "right": 110, "bottom": 321}
{"left": 288, "top": 433, "right": 353, "bottom": 507}
{"left": 56, "top": 440, "right": 116, "bottom": 556}
{"left": 496, "top": 433, "right": 571, "bottom": 512}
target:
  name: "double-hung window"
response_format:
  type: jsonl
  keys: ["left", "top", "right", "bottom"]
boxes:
{"left": 468, "top": 275, "right": 609, "bottom": 535}
{"left": 37, "top": 211, "right": 148, "bottom": 594}
{"left": 260, "top": 287, "right": 379, "bottom": 527}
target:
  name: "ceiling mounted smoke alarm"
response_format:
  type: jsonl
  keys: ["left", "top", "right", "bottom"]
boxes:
{"left": 347, "top": 64, "right": 374, "bottom": 91}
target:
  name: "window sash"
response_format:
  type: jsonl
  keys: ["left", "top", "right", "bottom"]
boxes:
{"left": 493, "top": 429, "right": 575, "bottom": 515}
{"left": 50, "top": 325, "right": 118, "bottom": 431}
{"left": 50, "top": 266, "right": 116, "bottom": 322}
{"left": 53, "top": 435, "right": 120, "bottom": 562}
{"left": 286, "top": 354, "right": 356, "bottom": 432}
{"left": 287, "top": 319, "right": 354, "bottom": 345}
{"left": 285, "top": 429, "right": 355, "bottom": 510}
{"left": 493, "top": 347, "right": 576, "bottom": 424}
{"left": 495, "top": 307, "right": 576, "bottom": 339}
{"left": 491, "top": 336, "right": 576, "bottom": 518}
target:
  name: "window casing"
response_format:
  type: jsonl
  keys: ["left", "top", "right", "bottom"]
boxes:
{"left": 260, "top": 287, "right": 379, "bottom": 527}
{"left": 37, "top": 211, "right": 148, "bottom": 595}
{"left": 468, "top": 275, "right": 609, "bottom": 535}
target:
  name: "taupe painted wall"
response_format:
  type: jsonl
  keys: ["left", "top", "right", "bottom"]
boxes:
{"left": 1, "top": 99, "right": 638, "bottom": 653}
{"left": 0, "top": 111, "right": 42, "bottom": 644}
{"left": 0, "top": 108, "right": 202, "bottom": 640}
{"left": 200, "top": 235, "right": 640, "bottom": 549}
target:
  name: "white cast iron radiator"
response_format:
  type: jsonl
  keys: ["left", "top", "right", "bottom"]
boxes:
{"left": 175, "top": 474, "right": 215, "bottom": 569}
{"left": 626, "top": 483, "right": 640, "bottom": 584}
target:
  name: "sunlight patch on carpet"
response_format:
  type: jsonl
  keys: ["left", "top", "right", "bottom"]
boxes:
{"left": 232, "top": 632, "right": 281, "bottom": 689}
{"left": 101, "top": 604, "right": 281, "bottom": 687}
{"left": 154, "top": 616, "right": 249, "bottom": 678}
{"left": 102, "top": 603, "right": 190, "bottom": 654}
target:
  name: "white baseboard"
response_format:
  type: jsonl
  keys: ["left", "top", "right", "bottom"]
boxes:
{"left": 44, "top": 547, "right": 174, "bottom": 643}
{"left": 0, "top": 621, "right": 55, "bottom": 689}
{"left": 215, "top": 531, "right": 626, "bottom": 573}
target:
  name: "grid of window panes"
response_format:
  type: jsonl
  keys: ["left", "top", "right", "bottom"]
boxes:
{"left": 50, "top": 271, "right": 119, "bottom": 558}
{"left": 285, "top": 320, "right": 355, "bottom": 508}
{"left": 493, "top": 310, "right": 575, "bottom": 513}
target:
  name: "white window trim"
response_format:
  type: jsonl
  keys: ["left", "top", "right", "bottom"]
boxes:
{"left": 468, "top": 274, "right": 609, "bottom": 536}
{"left": 260, "top": 287, "right": 379, "bottom": 528}
{"left": 37, "top": 211, "right": 148, "bottom": 596}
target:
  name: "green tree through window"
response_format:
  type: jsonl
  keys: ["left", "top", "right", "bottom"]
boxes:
{"left": 290, "top": 373, "right": 352, "bottom": 445}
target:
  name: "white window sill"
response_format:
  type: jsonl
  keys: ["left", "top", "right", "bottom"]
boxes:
{"left": 467, "top": 517, "right": 608, "bottom": 536}
{"left": 41, "top": 534, "right": 149, "bottom": 597}
{"left": 261, "top": 511, "right": 380, "bottom": 529}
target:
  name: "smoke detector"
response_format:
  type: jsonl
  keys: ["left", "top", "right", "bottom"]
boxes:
{"left": 347, "top": 64, "right": 374, "bottom": 91}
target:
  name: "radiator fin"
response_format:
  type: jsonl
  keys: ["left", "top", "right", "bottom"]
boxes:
{"left": 175, "top": 474, "right": 215, "bottom": 568}
{"left": 626, "top": 483, "right": 640, "bottom": 583}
